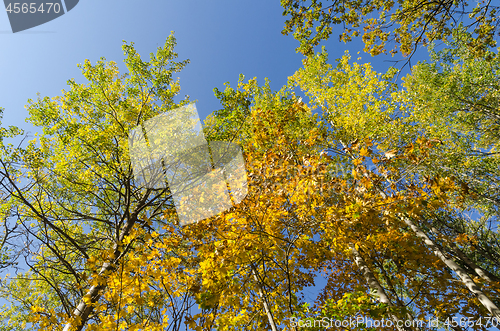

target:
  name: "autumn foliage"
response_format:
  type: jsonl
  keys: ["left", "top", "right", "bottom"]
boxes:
{"left": 0, "top": 31, "right": 499, "bottom": 331}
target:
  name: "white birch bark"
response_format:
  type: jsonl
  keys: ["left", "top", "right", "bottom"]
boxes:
{"left": 430, "top": 226, "right": 497, "bottom": 284}
{"left": 250, "top": 263, "right": 279, "bottom": 331}
{"left": 350, "top": 244, "right": 412, "bottom": 331}
{"left": 402, "top": 216, "right": 500, "bottom": 318}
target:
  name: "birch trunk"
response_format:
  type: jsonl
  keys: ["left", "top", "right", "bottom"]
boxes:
{"left": 250, "top": 263, "right": 279, "bottom": 331}
{"left": 449, "top": 241, "right": 498, "bottom": 283}
{"left": 430, "top": 226, "right": 499, "bottom": 284}
{"left": 402, "top": 216, "right": 500, "bottom": 319}
{"left": 350, "top": 244, "right": 412, "bottom": 331}
{"left": 62, "top": 210, "right": 140, "bottom": 331}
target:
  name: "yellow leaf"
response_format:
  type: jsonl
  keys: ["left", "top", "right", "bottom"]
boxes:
{"left": 384, "top": 150, "right": 397, "bottom": 159}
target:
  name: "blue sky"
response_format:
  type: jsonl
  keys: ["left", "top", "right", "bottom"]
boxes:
{"left": 1, "top": 0, "right": 304, "bottom": 129}
{"left": 0, "top": 0, "right": 402, "bottom": 132}
{"left": 2, "top": 0, "right": 484, "bottom": 329}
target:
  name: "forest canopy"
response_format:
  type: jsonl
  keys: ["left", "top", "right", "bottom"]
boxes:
{"left": 0, "top": 5, "right": 499, "bottom": 331}
{"left": 281, "top": 0, "right": 500, "bottom": 58}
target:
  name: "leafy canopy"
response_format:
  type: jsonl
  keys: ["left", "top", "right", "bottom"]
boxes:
{"left": 281, "top": 0, "right": 499, "bottom": 57}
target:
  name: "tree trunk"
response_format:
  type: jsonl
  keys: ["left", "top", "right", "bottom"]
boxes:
{"left": 449, "top": 241, "right": 499, "bottom": 283}
{"left": 62, "top": 211, "right": 139, "bottom": 331}
{"left": 430, "top": 226, "right": 500, "bottom": 284}
{"left": 250, "top": 263, "right": 279, "bottom": 331}
{"left": 350, "top": 244, "right": 412, "bottom": 331}
{"left": 402, "top": 216, "right": 500, "bottom": 318}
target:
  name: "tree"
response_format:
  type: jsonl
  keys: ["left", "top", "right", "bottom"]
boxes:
{"left": 288, "top": 47, "right": 500, "bottom": 328}
{"left": 281, "top": 0, "right": 499, "bottom": 58}
{"left": 83, "top": 77, "right": 336, "bottom": 330}
{"left": 0, "top": 33, "right": 193, "bottom": 330}
{"left": 2, "top": 29, "right": 500, "bottom": 330}
{"left": 396, "top": 30, "right": 500, "bottom": 316}
{"left": 202, "top": 69, "right": 500, "bottom": 328}
{"left": 400, "top": 30, "right": 500, "bottom": 214}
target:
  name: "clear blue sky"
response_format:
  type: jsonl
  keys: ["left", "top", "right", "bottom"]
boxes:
{"left": 0, "top": 0, "right": 403, "bottom": 131}
{"left": 1, "top": 1, "right": 469, "bottom": 329}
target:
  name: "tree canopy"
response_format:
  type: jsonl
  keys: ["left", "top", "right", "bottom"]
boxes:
{"left": 281, "top": 0, "right": 499, "bottom": 58}
{"left": 0, "top": 14, "right": 499, "bottom": 331}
